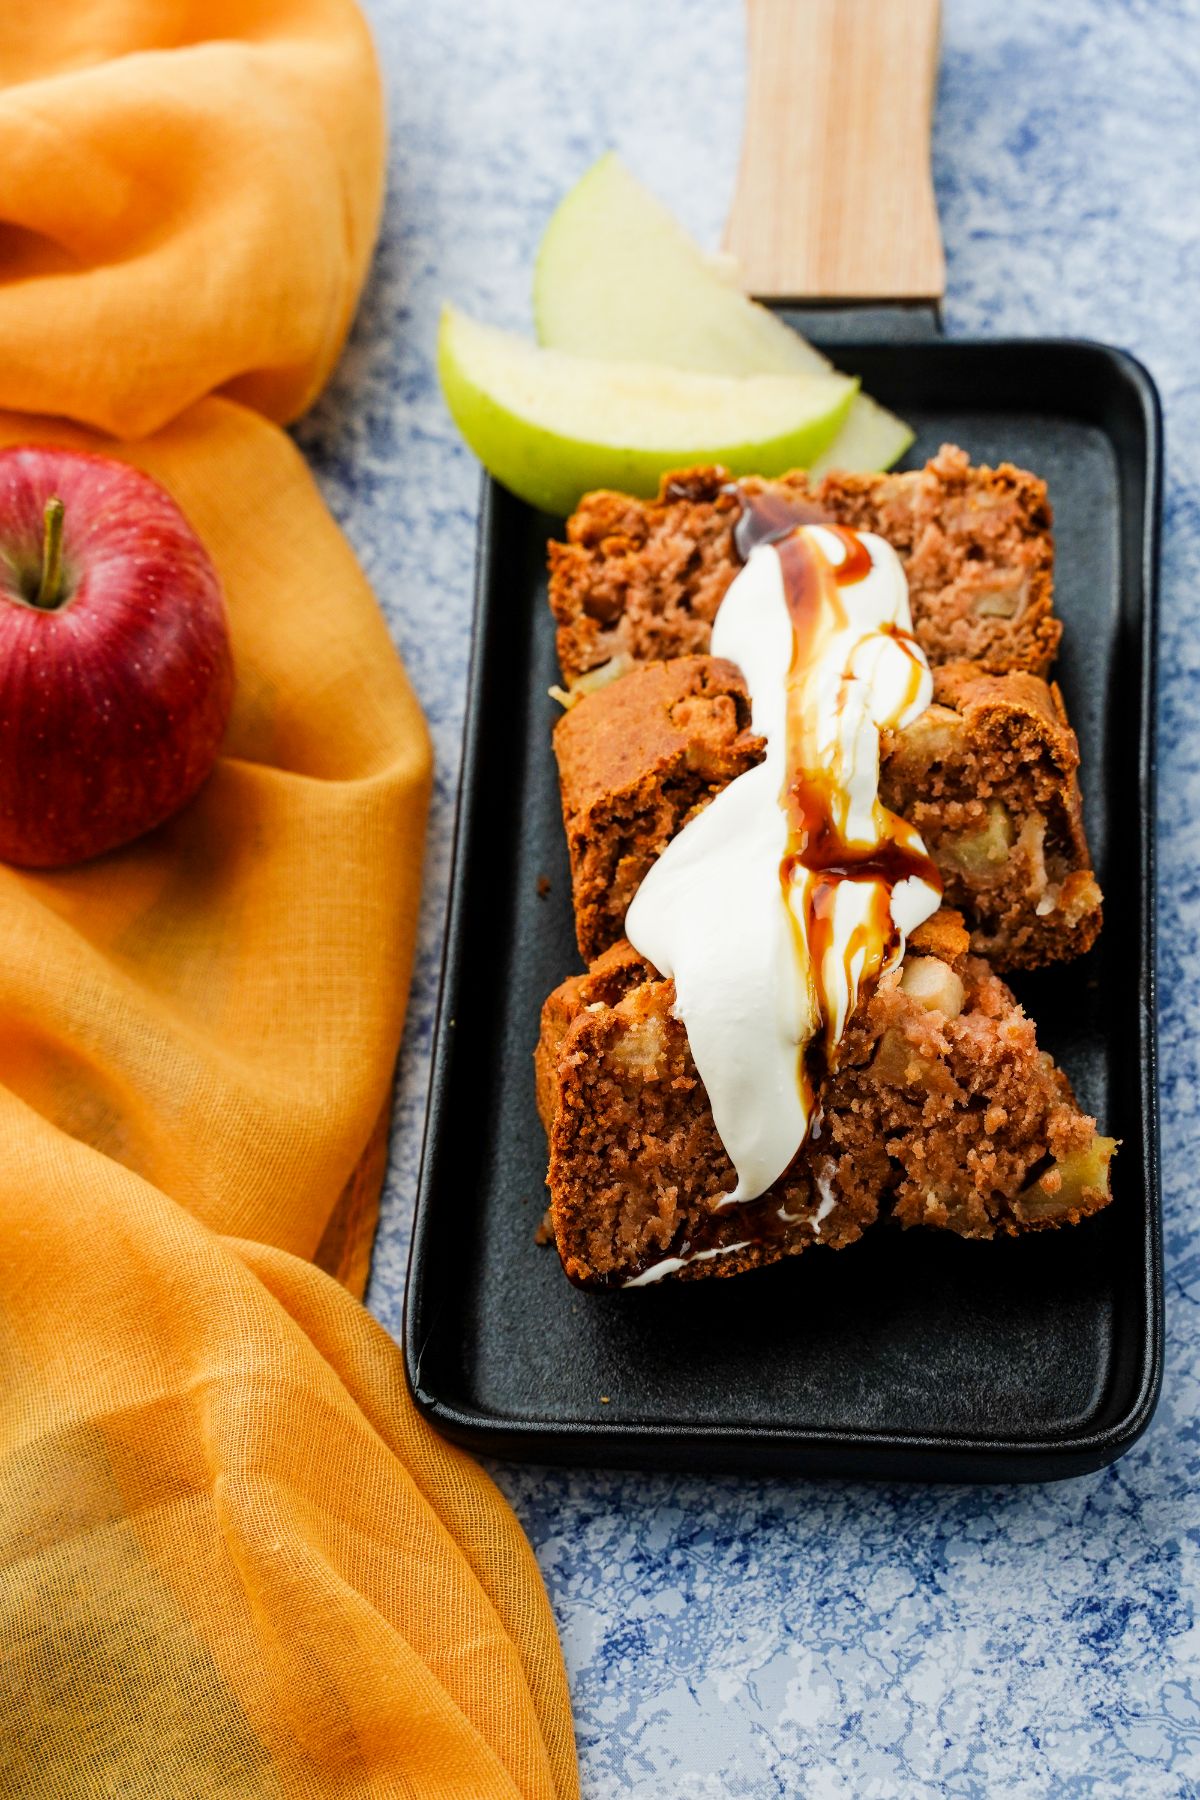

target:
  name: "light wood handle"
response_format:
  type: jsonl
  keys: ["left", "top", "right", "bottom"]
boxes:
{"left": 724, "top": 0, "right": 945, "bottom": 302}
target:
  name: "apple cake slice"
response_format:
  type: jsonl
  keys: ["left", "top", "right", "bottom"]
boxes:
{"left": 536, "top": 915, "right": 1114, "bottom": 1289}
{"left": 552, "top": 654, "right": 764, "bottom": 963}
{"left": 881, "top": 660, "right": 1102, "bottom": 968}
{"left": 553, "top": 655, "right": 1101, "bottom": 971}
{"left": 549, "top": 444, "right": 1059, "bottom": 689}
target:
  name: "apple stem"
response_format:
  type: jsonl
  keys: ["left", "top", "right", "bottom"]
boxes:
{"left": 35, "top": 497, "right": 65, "bottom": 610}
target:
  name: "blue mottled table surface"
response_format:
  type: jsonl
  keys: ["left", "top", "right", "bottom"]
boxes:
{"left": 294, "top": 1, "right": 1200, "bottom": 1792}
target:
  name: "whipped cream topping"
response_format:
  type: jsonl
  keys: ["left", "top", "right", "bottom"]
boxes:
{"left": 624, "top": 525, "right": 941, "bottom": 1205}
{"left": 623, "top": 1240, "right": 753, "bottom": 1288}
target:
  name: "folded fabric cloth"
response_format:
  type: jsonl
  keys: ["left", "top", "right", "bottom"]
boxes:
{"left": 0, "top": 6, "right": 577, "bottom": 1797}
{"left": 0, "top": 0, "right": 385, "bottom": 435}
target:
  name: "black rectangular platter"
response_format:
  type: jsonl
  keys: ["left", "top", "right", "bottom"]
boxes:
{"left": 405, "top": 334, "right": 1163, "bottom": 1481}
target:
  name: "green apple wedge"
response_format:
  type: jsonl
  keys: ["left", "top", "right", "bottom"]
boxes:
{"left": 437, "top": 305, "right": 858, "bottom": 516}
{"left": 533, "top": 152, "right": 913, "bottom": 477}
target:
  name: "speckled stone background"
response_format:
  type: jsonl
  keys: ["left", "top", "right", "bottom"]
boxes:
{"left": 293, "top": 1, "right": 1200, "bottom": 1792}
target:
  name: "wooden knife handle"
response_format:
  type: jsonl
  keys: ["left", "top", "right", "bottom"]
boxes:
{"left": 724, "top": 0, "right": 946, "bottom": 302}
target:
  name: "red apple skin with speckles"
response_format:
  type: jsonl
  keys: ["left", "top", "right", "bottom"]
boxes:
{"left": 0, "top": 446, "right": 234, "bottom": 868}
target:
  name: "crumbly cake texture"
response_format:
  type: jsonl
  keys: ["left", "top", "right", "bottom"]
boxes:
{"left": 553, "top": 655, "right": 764, "bottom": 962}
{"left": 886, "top": 660, "right": 1102, "bottom": 967}
{"left": 549, "top": 445, "right": 1061, "bottom": 687}
{"left": 554, "top": 654, "right": 1101, "bottom": 970}
{"left": 537, "top": 915, "right": 1114, "bottom": 1290}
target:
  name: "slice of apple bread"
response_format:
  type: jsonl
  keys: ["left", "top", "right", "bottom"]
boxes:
{"left": 536, "top": 916, "right": 1114, "bottom": 1290}
{"left": 553, "top": 656, "right": 1100, "bottom": 970}
{"left": 549, "top": 445, "right": 1060, "bottom": 690}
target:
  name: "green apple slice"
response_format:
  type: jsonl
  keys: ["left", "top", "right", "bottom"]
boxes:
{"left": 806, "top": 390, "right": 913, "bottom": 478}
{"left": 533, "top": 152, "right": 913, "bottom": 474}
{"left": 437, "top": 305, "right": 858, "bottom": 516}
{"left": 533, "top": 153, "right": 825, "bottom": 376}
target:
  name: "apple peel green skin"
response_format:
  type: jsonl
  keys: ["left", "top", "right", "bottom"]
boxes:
{"left": 533, "top": 152, "right": 914, "bottom": 476}
{"left": 438, "top": 305, "right": 858, "bottom": 517}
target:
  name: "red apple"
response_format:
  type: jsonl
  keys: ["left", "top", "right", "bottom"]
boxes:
{"left": 0, "top": 446, "right": 234, "bottom": 868}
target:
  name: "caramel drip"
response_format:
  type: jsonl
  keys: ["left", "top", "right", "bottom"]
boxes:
{"left": 728, "top": 483, "right": 831, "bottom": 561}
{"left": 881, "top": 618, "right": 930, "bottom": 719}
{"left": 776, "top": 530, "right": 941, "bottom": 1079}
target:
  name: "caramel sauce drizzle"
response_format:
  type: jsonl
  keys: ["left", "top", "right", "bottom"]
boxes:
{"left": 881, "top": 619, "right": 930, "bottom": 719}
{"left": 728, "top": 483, "right": 831, "bottom": 562}
{"left": 775, "top": 526, "right": 941, "bottom": 1105}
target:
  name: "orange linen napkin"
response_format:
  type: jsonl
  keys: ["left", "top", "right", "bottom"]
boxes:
{"left": 0, "top": 6, "right": 578, "bottom": 1798}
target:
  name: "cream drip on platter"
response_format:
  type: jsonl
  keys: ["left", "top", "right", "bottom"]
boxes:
{"left": 624, "top": 523, "right": 941, "bottom": 1209}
